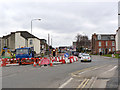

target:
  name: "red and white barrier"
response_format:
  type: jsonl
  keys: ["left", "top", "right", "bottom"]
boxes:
{"left": 0, "top": 55, "right": 79, "bottom": 67}
{"left": 0, "top": 58, "right": 20, "bottom": 67}
{"left": 21, "top": 58, "right": 35, "bottom": 65}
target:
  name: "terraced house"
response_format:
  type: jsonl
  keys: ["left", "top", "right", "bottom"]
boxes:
{"left": 1, "top": 31, "right": 41, "bottom": 54}
{"left": 92, "top": 33, "right": 116, "bottom": 54}
{"left": 116, "top": 27, "right": 120, "bottom": 53}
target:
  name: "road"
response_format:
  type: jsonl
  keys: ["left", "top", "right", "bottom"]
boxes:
{"left": 1, "top": 55, "right": 119, "bottom": 89}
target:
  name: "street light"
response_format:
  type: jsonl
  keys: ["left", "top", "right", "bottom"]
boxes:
{"left": 31, "top": 19, "right": 41, "bottom": 34}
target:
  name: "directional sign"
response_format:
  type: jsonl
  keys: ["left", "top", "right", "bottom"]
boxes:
{"left": 64, "top": 53, "right": 69, "bottom": 57}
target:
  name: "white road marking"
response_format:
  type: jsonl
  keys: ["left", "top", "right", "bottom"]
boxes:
{"left": 90, "top": 77, "right": 97, "bottom": 88}
{"left": 78, "top": 66, "right": 105, "bottom": 75}
{"left": 99, "top": 65, "right": 117, "bottom": 76}
{"left": 108, "top": 66, "right": 117, "bottom": 72}
{"left": 59, "top": 78, "right": 73, "bottom": 88}
{"left": 104, "top": 57, "right": 111, "bottom": 59}
{"left": 53, "top": 65, "right": 57, "bottom": 66}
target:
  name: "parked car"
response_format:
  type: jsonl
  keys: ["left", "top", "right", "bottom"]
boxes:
{"left": 81, "top": 54, "right": 91, "bottom": 62}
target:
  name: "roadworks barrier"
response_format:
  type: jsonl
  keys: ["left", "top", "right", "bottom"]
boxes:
{"left": 0, "top": 56, "right": 78, "bottom": 67}
{"left": 0, "top": 58, "right": 20, "bottom": 67}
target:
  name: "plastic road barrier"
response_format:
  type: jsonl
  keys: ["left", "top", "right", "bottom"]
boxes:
{"left": 40, "top": 58, "right": 50, "bottom": 66}
{"left": 0, "top": 58, "right": 20, "bottom": 67}
{"left": 21, "top": 58, "right": 35, "bottom": 65}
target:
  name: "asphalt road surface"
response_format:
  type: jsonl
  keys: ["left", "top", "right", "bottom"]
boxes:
{"left": 1, "top": 55, "right": 119, "bottom": 89}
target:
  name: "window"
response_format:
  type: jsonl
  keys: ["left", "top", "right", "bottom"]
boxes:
{"left": 98, "top": 34, "right": 101, "bottom": 40}
{"left": 112, "top": 47, "right": 115, "bottom": 52}
{"left": 99, "top": 41, "right": 101, "bottom": 46}
{"left": 99, "top": 48, "right": 101, "bottom": 52}
{"left": 42, "top": 45, "right": 44, "bottom": 49}
{"left": 111, "top": 36, "right": 114, "bottom": 40}
{"left": 30, "top": 39, "right": 33, "bottom": 45}
{"left": 109, "top": 48, "right": 111, "bottom": 52}
{"left": 16, "top": 49, "right": 28, "bottom": 54}
{"left": 4, "top": 40, "right": 6, "bottom": 46}
{"left": 112, "top": 41, "right": 115, "bottom": 46}
{"left": 106, "top": 41, "right": 108, "bottom": 46}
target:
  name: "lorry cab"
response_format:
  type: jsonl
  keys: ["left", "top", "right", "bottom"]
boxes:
{"left": 15, "top": 47, "right": 34, "bottom": 59}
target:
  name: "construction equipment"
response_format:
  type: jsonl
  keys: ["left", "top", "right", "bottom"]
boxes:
{"left": 0, "top": 48, "right": 12, "bottom": 59}
{"left": 15, "top": 47, "right": 34, "bottom": 59}
{"left": 15, "top": 47, "right": 35, "bottom": 65}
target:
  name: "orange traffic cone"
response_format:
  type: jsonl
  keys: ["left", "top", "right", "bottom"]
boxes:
{"left": 33, "top": 62, "right": 36, "bottom": 67}
{"left": 50, "top": 60, "right": 53, "bottom": 66}
{"left": 39, "top": 60, "right": 41, "bottom": 67}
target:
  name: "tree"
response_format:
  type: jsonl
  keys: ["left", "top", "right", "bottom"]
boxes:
{"left": 76, "top": 34, "right": 91, "bottom": 52}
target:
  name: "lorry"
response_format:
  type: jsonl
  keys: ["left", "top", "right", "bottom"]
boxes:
{"left": 15, "top": 47, "right": 34, "bottom": 59}
{"left": 15, "top": 47, "right": 35, "bottom": 65}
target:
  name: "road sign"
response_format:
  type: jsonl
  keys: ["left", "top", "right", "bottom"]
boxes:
{"left": 64, "top": 53, "right": 69, "bottom": 57}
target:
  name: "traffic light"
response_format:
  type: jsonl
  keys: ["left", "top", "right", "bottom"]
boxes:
{"left": 53, "top": 49, "right": 56, "bottom": 57}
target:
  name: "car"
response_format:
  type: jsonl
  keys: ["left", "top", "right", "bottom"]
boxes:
{"left": 78, "top": 53, "right": 83, "bottom": 58}
{"left": 81, "top": 54, "right": 91, "bottom": 62}
{"left": 73, "top": 52, "right": 79, "bottom": 57}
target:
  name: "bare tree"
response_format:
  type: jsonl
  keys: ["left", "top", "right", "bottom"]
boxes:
{"left": 76, "top": 34, "right": 91, "bottom": 52}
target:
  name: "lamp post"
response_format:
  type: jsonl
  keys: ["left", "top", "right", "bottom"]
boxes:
{"left": 31, "top": 19, "right": 41, "bottom": 34}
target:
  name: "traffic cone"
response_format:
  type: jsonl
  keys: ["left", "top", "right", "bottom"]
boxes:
{"left": 38, "top": 60, "right": 41, "bottom": 67}
{"left": 33, "top": 62, "right": 36, "bottom": 67}
{"left": 50, "top": 60, "right": 53, "bottom": 66}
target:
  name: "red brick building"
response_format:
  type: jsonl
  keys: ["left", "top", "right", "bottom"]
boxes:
{"left": 92, "top": 33, "right": 116, "bottom": 54}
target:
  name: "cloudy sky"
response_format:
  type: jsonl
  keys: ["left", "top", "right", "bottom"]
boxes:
{"left": 0, "top": 0, "right": 118, "bottom": 47}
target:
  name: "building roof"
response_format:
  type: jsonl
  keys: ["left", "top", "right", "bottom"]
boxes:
{"left": 17, "top": 31, "right": 40, "bottom": 40}
{"left": 94, "top": 34, "right": 116, "bottom": 40}
{"left": 2, "top": 31, "right": 41, "bottom": 40}
{"left": 40, "top": 39, "right": 47, "bottom": 41}
{"left": 40, "top": 39, "right": 47, "bottom": 44}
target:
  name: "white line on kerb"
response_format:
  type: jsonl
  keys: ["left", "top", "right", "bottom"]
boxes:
{"left": 59, "top": 78, "right": 73, "bottom": 88}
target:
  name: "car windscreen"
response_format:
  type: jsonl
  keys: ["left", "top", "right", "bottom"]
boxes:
{"left": 82, "top": 55, "right": 89, "bottom": 57}
{"left": 16, "top": 49, "right": 28, "bottom": 55}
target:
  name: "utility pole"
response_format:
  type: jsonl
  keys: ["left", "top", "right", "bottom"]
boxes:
{"left": 51, "top": 38, "right": 52, "bottom": 46}
{"left": 31, "top": 19, "right": 41, "bottom": 34}
{"left": 48, "top": 34, "right": 50, "bottom": 56}
{"left": 48, "top": 34, "right": 50, "bottom": 46}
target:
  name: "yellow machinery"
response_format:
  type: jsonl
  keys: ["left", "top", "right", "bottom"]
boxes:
{"left": 0, "top": 48, "right": 12, "bottom": 58}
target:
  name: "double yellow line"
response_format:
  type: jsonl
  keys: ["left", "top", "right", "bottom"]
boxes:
{"left": 71, "top": 65, "right": 108, "bottom": 89}
{"left": 76, "top": 78, "right": 90, "bottom": 90}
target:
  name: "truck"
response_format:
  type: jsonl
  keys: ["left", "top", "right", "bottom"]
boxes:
{"left": 15, "top": 47, "right": 34, "bottom": 59}
{"left": 15, "top": 47, "right": 35, "bottom": 65}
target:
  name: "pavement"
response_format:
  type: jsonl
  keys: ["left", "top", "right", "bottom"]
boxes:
{"left": 1, "top": 55, "right": 119, "bottom": 89}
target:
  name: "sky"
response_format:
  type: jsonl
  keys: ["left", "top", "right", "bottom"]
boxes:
{"left": 0, "top": 0, "right": 118, "bottom": 47}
